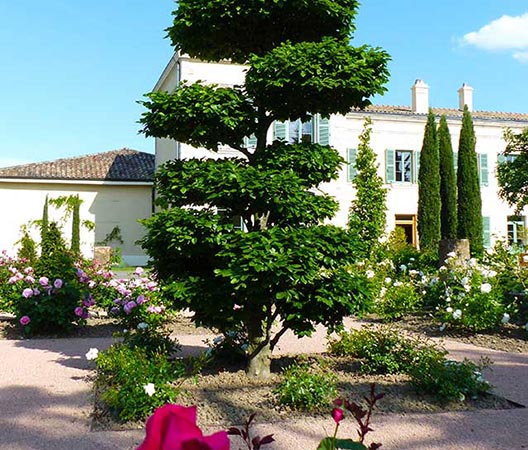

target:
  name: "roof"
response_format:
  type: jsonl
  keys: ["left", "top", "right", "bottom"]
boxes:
{"left": 0, "top": 149, "right": 155, "bottom": 182}
{"left": 353, "top": 105, "right": 528, "bottom": 123}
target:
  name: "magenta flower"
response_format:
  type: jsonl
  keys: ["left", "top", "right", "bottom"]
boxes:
{"left": 19, "top": 316, "right": 31, "bottom": 326}
{"left": 39, "top": 277, "right": 49, "bottom": 286}
{"left": 137, "top": 404, "right": 229, "bottom": 450}
{"left": 124, "top": 301, "right": 137, "bottom": 314}
{"left": 135, "top": 267, "right": 145, "bottom": 276}
{"left": 25, "top": 275, "right": 35, "bottom": 283}
{"left": 74, "top": 306, "right": 84, "bottom": 317}
{"left": 136, "top": 295, "right": 146, "bottom": 305}
{"left": 22, "top": 288, "right": 33, "bottom": 299}
{"left": 331, "top": 407, "right": 344, "bottom": 424}
{"left": 53, "top": 279, "right": 63, "bottom": 289}
{"left": 33, "top": 288, "right": 40, "bottom": 296}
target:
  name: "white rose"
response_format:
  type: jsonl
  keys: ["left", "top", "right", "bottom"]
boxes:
{"left": 143, "top": 383, "right": 156, "bottom": 397}
{"left": 480, "top": 283, "right": 492, "bottom": 294}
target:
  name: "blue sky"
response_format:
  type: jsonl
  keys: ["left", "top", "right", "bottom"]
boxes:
{"left": 0, "top": 1, "right": 527, "bottom": 167}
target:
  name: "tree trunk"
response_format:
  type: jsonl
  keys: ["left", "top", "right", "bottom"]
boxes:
{"left": 246, "top": 316, "right": 272, "bottom": 378}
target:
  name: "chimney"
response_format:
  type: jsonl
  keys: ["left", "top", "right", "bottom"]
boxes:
{"left": 411, "top": 79, "right": 429, "bottom": 114}
{"left": 458, "top": 83, "right": 473, "bottom": 111}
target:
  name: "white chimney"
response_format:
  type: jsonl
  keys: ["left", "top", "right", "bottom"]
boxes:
{"left": 411, "top": 79, "right": 429, "bottom": 114}
{"left": 458, "top": 83, "right": 473, "bottom": 111}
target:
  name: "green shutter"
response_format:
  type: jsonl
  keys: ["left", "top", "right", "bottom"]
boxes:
{"left": 318, "top": 115, "right": 330, "bottom": 145}
{"left": 482, "top": 216, "right": 491, "bottom": 248}
{"left": 497, "top": 153, "right": 506, "bottom": 165}
{"left": 413, "top": 151, "right": 421, "bottom": 183}
{"left": 347, "top": 148, "right": 357, "bottom": 182}
{"left": 274, "top": 121, "right": 287, "bottom": 141}
{"left": 244, "top": 134, "right": 257, "bottom": 149}
{"left": 453, "top": 152, "right": 458, "bottom": 174}
{"left": 479, "top": 153, "right": 489, "bottom": 185}
{"left": 385, "top": 149, "right": 395, "bottom": 183}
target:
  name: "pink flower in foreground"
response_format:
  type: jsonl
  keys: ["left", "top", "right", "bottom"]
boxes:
{"left": 53, "top": 278, "right": 63, "bottom": 289}
{"left": 22, "top": 288, "right": 33, "bottom": 299}
{"left": 137, "top": 404, "right": 229, "bottom": 450}
{"left": 331, "top": 407, "right": 344, "bottom": 424}
{"left": 39, "top": 277, "right": 49, "bottom": 286}
{"left": 19, "top": 316, "right": 31, "bottom": 326}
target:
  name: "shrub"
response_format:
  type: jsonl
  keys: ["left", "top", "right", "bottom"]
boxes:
{"left": 375, "top": 279, "right": 421, "bottom": 320}
{"left": 409, "top": 352, "right": 491, "bottom": 402}
{"left": 274, "top": 361, "right": 337, "bottom": 411}
{"left": 14, "top": 272, "right": 90, "bottom": 335}
{"left": 328, "top": 326, "right": 418, "bottom": 374}
{"left": 94, "top": 343, "right": 186, "bottom": 422}
{"left": 434, "top": 254, "right": 510, "bottom": 331}
{"left": 16, "top": 230, "right": 38, "bottom": 267}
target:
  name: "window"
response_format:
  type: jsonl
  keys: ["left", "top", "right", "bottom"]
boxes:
{"left": 498, "top": 153, "right": 518, "bottom": 164}
{"left": 385, "top": 150, "right": 419, "bottom": 183}
{"left": 483, "top": 216, "right": 491, "bottom": 249}
{"left": 394, "top": 214, "right": 417, "bottom": 247}
{"left": 507, "top": 215, "right": 526, "bottom": 247}
{"left": 273, "top": 115, "right": 330, "bottom": 145}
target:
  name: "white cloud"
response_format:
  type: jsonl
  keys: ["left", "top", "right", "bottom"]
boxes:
{"left": 461, "top": 12, "right": 528, "bottom": 60}
{"left": 513, "top": 51, "right": 528, "bottom": 63}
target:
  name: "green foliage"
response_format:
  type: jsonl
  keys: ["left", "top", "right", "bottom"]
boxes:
{"left": 140, "top": 0, "right": 390, "bottom": 376}
{"left": 246, "top": 38, "right": 390, "bottom": 121}
{"left": 328, "top": 326, "right": 491, "bottom": 402}
{"left": 409, "top": 354, "right": 491, "bottom": 403}
{"left": 168, "top": 0, "right": 362, "bottom": 63}
{"left": 41, "top": 194, "right": 49, "bottom": 244}
{"left": 36, "top": 222, "right": 76, "bottom": 283}
{"left": 438, "top": 115, "right": 457, "bottom": 239}
{"left": 375, "top": 279, "right": 421, "bottom": 320}
{"left": 274, "top": 361, "right": 337, "bottom": 411}
{"left": 348, "top": 118, "right": 387, "bottom": 258}
{"left": 328, "top": 326, "right": 418, "bottom": 374}
{"left": 71, "top": 195, "right": 81, "bottom": 255}
{"left": 498, "top": 127, "right": 528, "bottom": 213}
{"left": 95, "top": 344, "right": 185, "bottom": 421}
{"left": 139, "top": 84, "right": 257, "bottom": 152}
{"left": 434, "top": 255, "right": 510, "bottom": 331}
{"left": 456, "top": 106, "right": 483, "bottom": 256}
{"left": 417, "top": 110, "right": 441, "bottom": 252}
{"left": 17, "top": 229, "right": 37, "bottom": 266}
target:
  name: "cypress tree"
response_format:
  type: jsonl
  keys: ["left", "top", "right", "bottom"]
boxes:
{"left": 71, "top": 195, "right": 81, "bottom": 256}
{"left": 41, "top": 194, "right": 49, "bottom": 254}
{"left": 457, "top": 105, "right": 483, "bottom": 256}
{"left": 438, "top": 115, "right": 457, "bottom": 239}
{"left": 348, "top": 117, "right": 387, "bottom": 258}
{"left": 417, "top": 110, "right": 441, "bottom": 252}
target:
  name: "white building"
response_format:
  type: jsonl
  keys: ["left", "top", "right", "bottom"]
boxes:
{"left": 154, "top": 54, "right": 528, "bottom": 249}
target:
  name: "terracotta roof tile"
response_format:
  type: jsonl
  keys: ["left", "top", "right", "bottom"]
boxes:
{"left": 0, "top": 148, "right": 155, "bottom": 182}
{"left": 351, "top": 105, "right": 528, "bottom": 122}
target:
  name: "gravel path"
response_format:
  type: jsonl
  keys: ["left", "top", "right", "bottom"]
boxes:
{"left": 1, "top": 319, "right": 527, "bottom": 450}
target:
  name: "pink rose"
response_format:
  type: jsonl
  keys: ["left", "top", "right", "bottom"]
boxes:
{"left": 22, "top": 288, "right": 33, "bottom": 298}
{"left": 54, "top": 278, "right": 63, "bottom": 289}
{"left": 19, "top": 315, "right": 31, "bottom": 326}
{"left": 39, "top": 277, "right": 49, "bottom": 286}
{"left": 74, "top": 306, "right": 84, "bottom": 317}
{"left": 137, "top": 404, "right": 229, "bottom": 450}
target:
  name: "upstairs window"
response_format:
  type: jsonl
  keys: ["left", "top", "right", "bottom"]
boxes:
{"left": 385, "top": 149, "right": 419, "bottom": 183}
{"left": 273, "top": 115, "right": 330, "bottom": 145}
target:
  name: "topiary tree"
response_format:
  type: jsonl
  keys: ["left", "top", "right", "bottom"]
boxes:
{"left": 70, "top": 195, "right": 81, "bottom": 256}
{"left": 457, "top": 105, "right": 483, "bottom": 256}
{"left": 438, "top": 115, "right": 457, "bottom": 240}
{"left": 498, "top": 128, "right": 528, "bottom": 212}
{"left": 417, "top": 110, "right": 441, "bottom": 252}
{"left": 35, "top": 221, "right": 76, "bottom": 283}
{"left": 348, "top": 117, "right": 387, "bottom": 258}
{"left": 139, "top": 0, "right": 390, "bottom": 377}
{"left": 17, "top": 226, "right": 38, "bottom": 266}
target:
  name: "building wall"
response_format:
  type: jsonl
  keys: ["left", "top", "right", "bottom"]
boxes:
{"left": 154, "top": 55, "right": 528, "bottom": 248}
{"left": 0, "top": 180, "right": 152, "bottom": 265}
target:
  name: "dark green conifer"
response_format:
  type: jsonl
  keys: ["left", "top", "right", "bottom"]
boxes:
{"left": 457, "top": 105, "right": 483, "bottom": 255}
{"left": 438, "top": 115, "right": 457, "bottom": 239}
{"left": 41, "top": 194, "right": 49, "bottom": 251}
{"left": 71, "top": 195, "right": 81, "bottom": 256}
{"left": 417, "top": 110, "right": 441, "bottom": 252}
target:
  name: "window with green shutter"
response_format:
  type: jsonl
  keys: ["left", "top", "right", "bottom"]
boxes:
{"left": 413, "top": 151, "right": 421, "bottom": 183}
{"left": 479, "top": 153, "right": 489, "bottom": 186}
{"left": 482, "top": 216, "right": 491, "bottom": 248}
{"left": 244, "top": 134, "right": 257, "bottom": 149}
{"left": 347, "top": 148, "right": 357, "bottom": 182}
{"left": 453, "top": 152, "right": 458, "bottom": 174}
